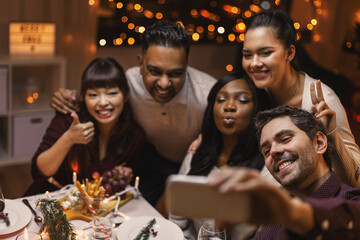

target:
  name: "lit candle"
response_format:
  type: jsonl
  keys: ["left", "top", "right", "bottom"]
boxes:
{"left": 16, "top": 228, "right": 42, "bottom": 240}
{"left": 45, "top": 191, "right": 51, "bottom": 198}
{"left": 73, "top": 172, "right": 77, "bottom": 184}
{"left": 135, "top": 176, "right": 140, "bottom": 189}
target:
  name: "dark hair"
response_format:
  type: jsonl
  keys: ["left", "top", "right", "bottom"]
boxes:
{"left": 142, "top": 21, "right": 191, "bottom": 58}
{"left": 80, "top": 57, "right": 129, "bottom": 101}
{"left": 72, "top": 58, "right": 135, "bottom": 165}
{"left": 189, "top": 71, "right": 271, "bottom": 176}
{"left": 246, "top": 10, "right": 296, "bottom": 49}
{"left": 254, "top": 105, "right": 332, "bottom": 167}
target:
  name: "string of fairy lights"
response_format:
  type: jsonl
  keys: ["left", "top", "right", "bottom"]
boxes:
{"left": 91, "top": 0, "right": 321, "bottom": 46}
{"left": 89, "top": 0, "right": 323, "bottom": 72}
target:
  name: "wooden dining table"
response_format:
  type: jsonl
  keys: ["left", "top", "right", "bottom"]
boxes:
{"left": 1, "top": 185, "right": 163, "bottom": 240}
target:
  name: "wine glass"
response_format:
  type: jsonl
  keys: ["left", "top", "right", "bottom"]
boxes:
{"left": 198, "top": 220, "right": 227, "bottom": 240}
{"left": 0, "top": 186, "right": 5, "bottom": 213}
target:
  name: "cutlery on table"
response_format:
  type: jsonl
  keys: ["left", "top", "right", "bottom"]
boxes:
{"left": 22, "top": 199, "right": 43, "bottom": 223}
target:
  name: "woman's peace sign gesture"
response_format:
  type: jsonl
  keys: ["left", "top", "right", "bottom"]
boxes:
{"left": 310, "top": 80, "right": 336, "bottom": 134}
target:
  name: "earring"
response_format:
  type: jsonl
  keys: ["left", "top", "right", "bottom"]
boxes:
{"left": 286, "top": 59, "right": 289, "bottom": 63}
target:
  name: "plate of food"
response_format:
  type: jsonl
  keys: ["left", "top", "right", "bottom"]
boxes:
{"left": 116, "top": 216, "right": 183, "bottom": 240}
{"left": 0, "top": 199, "right": 32, "bottom": 235}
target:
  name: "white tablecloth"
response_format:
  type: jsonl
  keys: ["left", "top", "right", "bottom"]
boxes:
{"left": 1, "top": 186, "right": 162, "bottom": 239}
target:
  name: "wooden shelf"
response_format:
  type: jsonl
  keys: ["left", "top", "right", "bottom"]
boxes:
{"left": 0, "top": 55, "right": 66, "bottom": 165}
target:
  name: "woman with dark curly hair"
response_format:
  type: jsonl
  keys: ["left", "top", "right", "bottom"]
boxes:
{"left": 172, "top": 71, "right": 278, "bottom": 240}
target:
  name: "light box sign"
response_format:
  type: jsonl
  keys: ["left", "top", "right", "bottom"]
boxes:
{"left": 9, "top": 22, "right": 56, "bottom": 55}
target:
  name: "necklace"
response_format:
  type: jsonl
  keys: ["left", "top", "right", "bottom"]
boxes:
{"left": 282, "top": 72, "right": 300, "bottom": 105}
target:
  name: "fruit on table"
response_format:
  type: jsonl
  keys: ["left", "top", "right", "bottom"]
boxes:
{"left": 99, "top": 168, "right": 128, "bottom": 196}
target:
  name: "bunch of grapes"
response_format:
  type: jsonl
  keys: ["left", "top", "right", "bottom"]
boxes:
{"left": 98, "top": 168, "right": 128, "bottom": 196}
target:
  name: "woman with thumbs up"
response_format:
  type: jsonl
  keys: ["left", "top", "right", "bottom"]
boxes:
{"left": 25, "top": 58, "right": 146, "bottom": 195}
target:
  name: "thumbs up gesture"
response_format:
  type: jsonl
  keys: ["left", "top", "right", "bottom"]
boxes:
{"left": 67, "top": 112, "right": 95, "bottom": 144}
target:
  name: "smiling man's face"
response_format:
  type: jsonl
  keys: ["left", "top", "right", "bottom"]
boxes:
{"left": 259, "top": 116, "right": 322, "bottom": 191}
{"left": 138, "top": 45, "right": 187, "bottom": 103}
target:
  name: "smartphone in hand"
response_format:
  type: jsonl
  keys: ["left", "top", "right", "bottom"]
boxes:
{"left": 165, "top": 174, "right": 250, "bottom": 222}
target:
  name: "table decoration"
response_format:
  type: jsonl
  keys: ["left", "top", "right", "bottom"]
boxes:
{"left": 38, "top": 199, "right": 76, "bottom": 240}
{"left": 116, "top": 216, "right": 184, "bottom": 240}
{"left": 0, "top": 212, "right": 10, "bottom": 226}
{"left": 91, "top": 206, "right": 114, "bottom": 239}
{"left": 16, "top": 228, "right": 42, "bottom": 240}
{"left": 0, "top": 185, "right": 8, "bottom": 226}
{"left": 72, "top": 172, "right": 77, "bottom": 184}
{"left": 0, "top": 199, "right": 32, "bottom": 235}
{"left": 133, "top": 218, "right": 157, "bottom": 240}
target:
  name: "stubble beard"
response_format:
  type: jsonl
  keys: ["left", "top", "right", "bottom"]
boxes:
{"left": 280, "top": 144, "right": 318, "bottom": 191}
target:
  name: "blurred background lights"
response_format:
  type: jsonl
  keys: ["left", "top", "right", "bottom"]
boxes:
{"left": 217, "top": 26, "right": 225, "bottom": 34}
{"left": 144, "top": 10, "right": 154, "bottom": 18}
{"left": 127, "top": 37, "right": 135, "bottom": 45}
{"left": 294, "top": 22, "right": 300, "bottom": 29}
{"left": 313, "top": 0, "right": 321, "bottom": 7}
{"left": 208, "top": 24, "right": 215, "bottom": 32}
{"left": 200, "top": 9, "right": 211, "bottom": 18}
{"left": 126, "top": 3, "right": 133, "bottom": 10}
{"left": 260, "top": 1, "right": 271, "bottom": 10}
{"left": 89, "top": 0, "right": 95, "bottom": 6}
{"left": 239, "top": 33, "right": 245, "bottom": 41}
{"left": 139, "top": 26, "right": 145, "bottom": 33}
{"left": 116, "top": 2, "right": 123, "bottom": 8}
{"left": 99, "top": 39, "right": 106, "bottom": 46}
{"left": 210, "top": 0, "right": 217, "bottom": 7}
{"left": 134, "top": 3, "right": 142, "bottom": 11}
{"left": 191, "top": 9, "right": 199, "bottom": 17}
{"left": 120, "top": 33, "right": 127, "bottom": 39}
{"left": 226, "top": 64, "right": 233, "bottom": 72}
{"left": 97, "top": 0, "right": 299, "bottom": 46}
{"left": 249, "top": 4, "right": 260, "bottom": 13}
{"left": 313, "top": 34, "right": 321, "bottom": 42}
{"left": 155, "top": 12, "right": 163, "bottom": 19}
{"left": 116, "top": 38, "right": 123, "bottom": 45}
{"left": 121, "top": 16, "right": 128, "bottom": 22}
{"left": 128, "top": 23, "right": 135, "bottom": 29}
{"left": 192, "top": 32, "right": 200, "bottom": 41}
{"left": 196, "top": 26, "right": 204, "bottom": 33}
{"left": 244, "top": 11, "right": 252, "bottom": 18}
{"left": 307, "top": 23, "right": 314, "bottom": 30}
{"left": 311, "top": 19, "right": 317, "bottom": 25}
{"left": 228, "top": 33, "right": 236, "bottom": 42}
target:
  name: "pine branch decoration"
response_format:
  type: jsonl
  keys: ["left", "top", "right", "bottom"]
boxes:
{"left": 38, "top": 199, "right": 76, "bottom": 240}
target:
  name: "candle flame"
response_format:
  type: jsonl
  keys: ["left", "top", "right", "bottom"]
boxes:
{"left": 135, "top": 176, "right": 140, "bottom": 188}
{"left": 70, "top": 159, "right": 79, "bottom": 173}
{"left": 24, "top": 227, "right": 28, "bottom": 240}
{"left": 45, "top": 191, "right": 51, "bottom": 198}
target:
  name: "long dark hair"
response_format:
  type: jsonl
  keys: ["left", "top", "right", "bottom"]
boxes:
{"left": 188, "top": 71, "right": 270, "bottom": 176}
{"left": 70, "top": 58, "right": 135, "bottom": 167}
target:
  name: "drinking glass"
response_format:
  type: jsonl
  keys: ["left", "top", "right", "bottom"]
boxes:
{"left": 92, "top": 207, "right": 114, "bottom": 239}
{"left": 0, "top": 186, "right": 5, "bottom": 213}
{"left": 198, "top": 220, "right": 227, "bottom": 240}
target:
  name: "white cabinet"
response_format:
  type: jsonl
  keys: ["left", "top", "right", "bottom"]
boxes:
{"left": 0, "top": 56, "right": 66, "bottom": 166}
